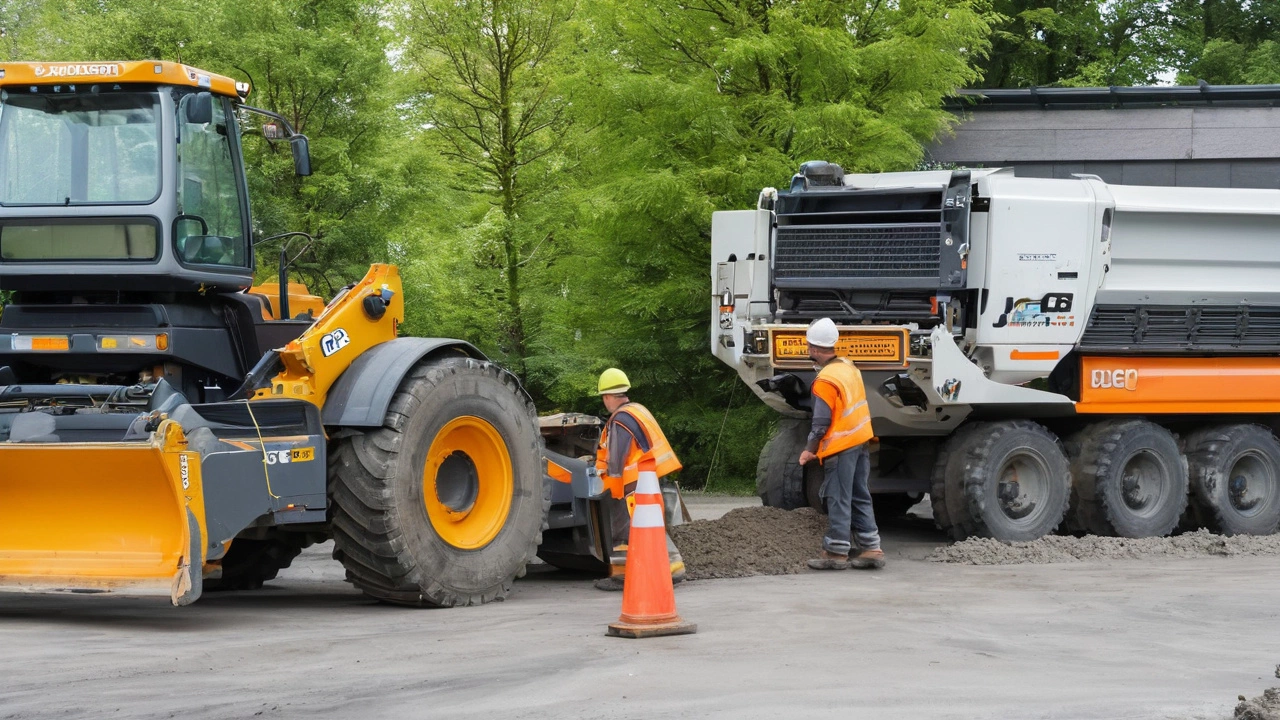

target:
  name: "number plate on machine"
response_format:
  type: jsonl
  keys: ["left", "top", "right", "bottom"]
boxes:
{"left": 771, "top": 329, "right": 908, "bottom": 367}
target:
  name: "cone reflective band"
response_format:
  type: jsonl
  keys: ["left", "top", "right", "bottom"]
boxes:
{"left": 607, "top": 459, "right": 696, "bottom": 639}
{"left": 631, "top": 503, "right": 664, "bottom": 528}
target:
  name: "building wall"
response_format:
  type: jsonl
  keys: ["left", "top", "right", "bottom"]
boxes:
{"left": 927, "top": 105, "right": 1280, "bottom": 189}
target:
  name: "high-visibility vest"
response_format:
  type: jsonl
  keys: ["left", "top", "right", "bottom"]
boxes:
{"left": 595, "top": 403, "right": 682, "bottom": 499}
{"left": 811, "top": 358, "right": 873, "bottom": 459}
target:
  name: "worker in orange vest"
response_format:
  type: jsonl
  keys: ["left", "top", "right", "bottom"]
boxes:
{"left": 799, "top": 318, "right": 886, "bottom": 570}
{"left": 593, "top": 367, "right": 687, "bottom": 591}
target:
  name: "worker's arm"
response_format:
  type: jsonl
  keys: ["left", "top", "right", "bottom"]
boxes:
{"left": 605, "top": 411, "right": 649, "bottom": 478}
{"left": 799, "top": 394, "right": 832, "bottom": 465}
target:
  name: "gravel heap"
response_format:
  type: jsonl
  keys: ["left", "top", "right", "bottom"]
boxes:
{"left": 927, "top": 529, "right": 1280, "bottom": 565}
{"left": 671, "top": 506, "right": 826, "bottom": 580}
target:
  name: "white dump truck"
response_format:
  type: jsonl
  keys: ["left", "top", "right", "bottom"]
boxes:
{"left": 712, "top": 163, "right": 1280, "bottom": 542}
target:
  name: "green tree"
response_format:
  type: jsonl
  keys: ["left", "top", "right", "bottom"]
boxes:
{"left": 1172, "top": 0, "right": 1280, "bottom": 84}
{"left": 34, "top": 0, "right": 419, "bottom": 296}
{"left": 551, "top": 0, "right": 998, "bottom": 487}
{"left": 399, "top": 0, "right": 577, "bottom": 376}
{"left": 977, "top": 0, "right": 1176, "bottom": 87}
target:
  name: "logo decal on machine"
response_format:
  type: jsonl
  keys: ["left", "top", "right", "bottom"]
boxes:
{"left": 320, "top": 329, "right": 351, "bottom": 357}
{"left": 33, "top": 63, "right": 122, "bottom": 78}
{"left": 992, "top": 294, "right": 1075, "bottom": 328}
{"left": 266, "top": 448, "right": 316, "bottom": 465}
{"left": 1090, "top": 369, "right": 1139, "bottom": 391}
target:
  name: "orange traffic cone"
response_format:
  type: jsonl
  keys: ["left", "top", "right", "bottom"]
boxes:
{"left": 607, "top": 459, "right": 697, "bottom": 639}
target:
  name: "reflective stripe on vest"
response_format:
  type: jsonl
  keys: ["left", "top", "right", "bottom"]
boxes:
{"left": 595, "top": 403, "right": 683, "bottom": 499}
{"left": 814, "top": 359, "right": 874, "bottom": 459}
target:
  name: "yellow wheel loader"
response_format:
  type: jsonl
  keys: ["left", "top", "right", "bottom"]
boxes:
{"left": 0, "top": 61, "right": 640, "bottom": 606}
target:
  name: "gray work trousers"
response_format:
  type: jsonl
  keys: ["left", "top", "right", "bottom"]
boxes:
{"left": 819, "top": 444, "right": 881, "bottom": 555}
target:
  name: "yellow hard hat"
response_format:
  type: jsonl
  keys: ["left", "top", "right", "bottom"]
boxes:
{"left": 597, "top": 368, "right": 631, "bottom": 395}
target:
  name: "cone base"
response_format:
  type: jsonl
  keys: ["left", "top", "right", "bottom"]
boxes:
{"left": 607, "top": 618, "right": 697, "bottom": 639}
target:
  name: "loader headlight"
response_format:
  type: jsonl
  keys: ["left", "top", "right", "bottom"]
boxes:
{"left": 98, "top": 334, "right": 169, "bottom": 352}
{"left": 744, "top": 329, "right": 769, "bottom": 355}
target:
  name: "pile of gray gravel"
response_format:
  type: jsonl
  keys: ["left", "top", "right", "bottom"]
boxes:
{"left": 671, "top": 506, "right": 826, "bottom": 580}
{"left": 1236, "top": 688, "right": 1280, "bottom": 720}
{"left": 928, "top": 529, "right": 1280, "bottom": 565}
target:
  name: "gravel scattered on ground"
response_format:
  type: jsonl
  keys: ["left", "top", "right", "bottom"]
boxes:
{"left": 928, "top": 529, "right": 1280, "bottom": 565}
{"left": 671, "top": 506, "right": 825, "bottom": 579}
{"left": 1236, "top": 688, "right": 1280, "bottom": 720}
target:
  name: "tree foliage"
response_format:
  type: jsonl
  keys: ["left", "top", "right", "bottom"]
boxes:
{"left": 25, "top": 0, "right": 1245, "bottom": 489}
{"left": 976, "top": 0, "right": 1280, "bottom": 88}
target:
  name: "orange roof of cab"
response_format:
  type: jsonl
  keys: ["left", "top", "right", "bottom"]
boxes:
{"left": 0, "top": 61, "right": 244, "bottom": 98}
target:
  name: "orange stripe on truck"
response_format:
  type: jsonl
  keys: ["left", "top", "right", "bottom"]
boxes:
{"left": 1010, "top": 350, "right": 1061, "bottom": 361}
{"left": 1076, "top": 356, "right": 1280, "bottom": 414}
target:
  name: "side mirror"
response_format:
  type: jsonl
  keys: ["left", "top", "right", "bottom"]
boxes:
{"left": 290, "top": 135, "right": 312, "bottom": 176}
{"left": 185, "top": 92, "right": 213, "bottom": 125}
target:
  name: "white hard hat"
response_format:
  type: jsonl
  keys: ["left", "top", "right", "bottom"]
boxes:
{"left": 806, "top": 318, "right": 839, "bottom": 349}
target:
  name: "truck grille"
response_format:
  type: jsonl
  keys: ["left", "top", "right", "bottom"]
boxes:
{"left": 1081, "top": 305, "right": 1280, "bottom": 353}
{"left": 774, "top": 224, "right": 941, "bottom": 280}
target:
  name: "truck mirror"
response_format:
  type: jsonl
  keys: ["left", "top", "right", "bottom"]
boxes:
{"left": 290, "top": 135, "right": 312, "bottom": 176}
{"left": 185, "top": 92, "right": 213, "bottom": 125}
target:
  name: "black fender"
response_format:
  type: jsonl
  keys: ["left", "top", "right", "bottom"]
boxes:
{"left": 322, "top": 337, "right": 486, "bottom": 427}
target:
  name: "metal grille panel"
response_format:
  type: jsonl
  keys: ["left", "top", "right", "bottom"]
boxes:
{"left": 774, "top": 224, "right": 941, "bottom": 280}
{"left": 1081, "top": 305, "right": 1280, "bottom": 352}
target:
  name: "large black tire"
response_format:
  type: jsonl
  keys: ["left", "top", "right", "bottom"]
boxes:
{"left": 1070, "top": 419, "right": 1188, "bottom": 538}
{"left": 930, "top": 423, "right": 985, "bottom": 539}
{"left": 328, "top": 356, "right": 549, "bottom": 607}
{"left": 756, "top": 418, "right": 820, "bottom": 510}
{"left": 952, "top": 420, "right": 1072, "bottom": 542}
{"left": 204, "top": 532, "right": 313, "bottom": 591}
{"left": 1183, "top": 424, "right": 1280, "bottom": 536}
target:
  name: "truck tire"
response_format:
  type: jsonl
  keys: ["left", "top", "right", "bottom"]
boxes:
{"left": 1070, "top": 419, "right": 1188, "bottom": 538}
{"left": 204, "top": 532, "right": 313, "bottom": 591}
{"left": 955, "top": 420, "right": 1072, "bottom": 542}
{"left": 1183, "top": 424, "right": 1280, "bottom": 536}
{"left": 757, "top": 418, "right": 815, "bottom": 510}
{"left": 930, "top": 423, "right": 985, "bottom": 538}
{"left": 328, "top": 356, "right": 549, "bottom": 607}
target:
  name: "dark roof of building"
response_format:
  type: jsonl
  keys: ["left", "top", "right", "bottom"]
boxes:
{"left": 948, "top": 83, "right": 1280, "bottom": 110}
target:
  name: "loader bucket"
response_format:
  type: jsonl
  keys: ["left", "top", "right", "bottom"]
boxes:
{"left": 0, "top": 420, "right": 206, "bottom": 605}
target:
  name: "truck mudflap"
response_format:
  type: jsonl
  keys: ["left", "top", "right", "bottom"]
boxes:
{"left": 0, "top": 420, "right": 207, "bottom": 605}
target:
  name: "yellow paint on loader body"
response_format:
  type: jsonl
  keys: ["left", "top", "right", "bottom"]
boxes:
{"left": 0, "top": 421, "right": 207, "bottom": 605}
{"left": 254, "top": 263, "right": 405, "bottom": 408}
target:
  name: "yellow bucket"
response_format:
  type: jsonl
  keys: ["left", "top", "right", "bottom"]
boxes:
{"left": 0, "top": 420, "right": 206, "bottom": 605}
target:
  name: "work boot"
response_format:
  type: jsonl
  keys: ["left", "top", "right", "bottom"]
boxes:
{"left": 595, "top": 562, "right": 687, "bottom": 591}
{"left": 849, "top": 548, "right": 886, "bottom": 569}
{"left": 806, "top": 550, "right": 850, "bottom": 570}
{"left": 671, "top": 560, "right": 687, "bottom": 586}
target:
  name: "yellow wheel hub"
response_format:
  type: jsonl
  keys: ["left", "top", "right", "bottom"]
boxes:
{"left": 422, "top": 416, "right": 513, "bottom": 549}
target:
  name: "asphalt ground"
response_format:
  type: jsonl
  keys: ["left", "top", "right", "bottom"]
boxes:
{"left": 1, "top": 494, "right": 1276, "bottom": 720}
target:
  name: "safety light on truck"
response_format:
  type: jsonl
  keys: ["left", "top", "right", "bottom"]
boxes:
{"left": 719, "top": 289, "right": 733, "bottom": 313}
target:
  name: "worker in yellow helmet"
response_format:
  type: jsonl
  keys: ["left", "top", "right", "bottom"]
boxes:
{"left": 592, "top": 368, "right": 687, "bottom": 591}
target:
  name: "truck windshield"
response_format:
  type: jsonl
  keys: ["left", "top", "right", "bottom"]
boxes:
{"left": 0, "top": 91, "right": 161, "bottom": 206}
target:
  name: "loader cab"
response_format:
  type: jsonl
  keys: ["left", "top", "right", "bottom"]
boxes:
{"left": 0, "top": 62, "right": 314, "bottom": 398}
{"left": 0, "top": 66, "right": 256, "bottom": 293}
